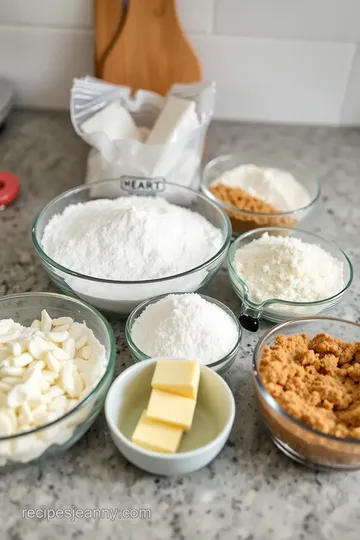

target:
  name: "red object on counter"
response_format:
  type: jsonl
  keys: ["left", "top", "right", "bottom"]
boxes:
{"left": 0, "top": 171, "right": 20, "bottom": 208}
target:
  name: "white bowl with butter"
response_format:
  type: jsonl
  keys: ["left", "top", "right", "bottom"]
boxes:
{"left": 105, "top": 358, "right": 235, "bottom": 475}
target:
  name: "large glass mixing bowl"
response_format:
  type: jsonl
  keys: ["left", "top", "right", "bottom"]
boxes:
{"left": 32, "top": 180, "right": 232, "bottom": 316}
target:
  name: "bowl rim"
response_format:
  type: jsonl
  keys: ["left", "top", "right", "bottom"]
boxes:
{"left": 227, "top": 226, "right": 353, "bottom": 308}
{"left": 0, "top": 291, "right": 116, "bottom": 442}
{"left": 105, "top": 357, "right": 236, "bottom": 460}
{"left": 125, "top": 293, "right": 242, "bottom": 369}
{"left": 201, "top": 153, "right": 322, "bottom": 217}
{"left": 253, "top": 316, "right": 360, "bottom": 445}
{"left": 31, "top": 179, "right": 232, "bottom": 285}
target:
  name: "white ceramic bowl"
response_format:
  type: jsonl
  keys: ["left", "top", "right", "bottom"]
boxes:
{"left": 105, "top": 358, "right": 235, "bottom": 475}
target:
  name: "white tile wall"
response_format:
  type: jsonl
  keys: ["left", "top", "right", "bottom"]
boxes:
{"left": 0, "top": 0, "right": 359, "bottom": 125}
{"left": 341, "top": 47, "right": 360, "bottom": 124}
{"left": 214, "top": 0, "right": 360, "bottom": 42}
{"left": 190, "top": 36, "right": 354, "bottom": 124}
{"left": 0, "top": 0, "right": 92, "bottom": 28}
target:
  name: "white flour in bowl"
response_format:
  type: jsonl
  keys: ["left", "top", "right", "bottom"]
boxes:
{"left": 41, "top": 197, "right": 222, "bottom": 280}
{"left": 233, "top": 232, "right": 344, "bottom": 314}
{"left": 41, "top": 197, "right": 224, "bottom": 313}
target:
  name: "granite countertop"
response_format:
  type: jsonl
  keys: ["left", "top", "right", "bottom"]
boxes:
{"left": 1, "top": 111, "right": 360, "bottom": 540}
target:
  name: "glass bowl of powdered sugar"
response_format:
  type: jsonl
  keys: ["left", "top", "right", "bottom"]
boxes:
{"left": 201, "top": 154, "right": 321, "bottom": 237}
{"left": 125, "top": 293, "right": 242, "bottom": 375}
{"left": 32, "top": 180, "right": 231, "bottom": 316}
{"left": 228, "top": 226, "right": 353, "bottom": 329}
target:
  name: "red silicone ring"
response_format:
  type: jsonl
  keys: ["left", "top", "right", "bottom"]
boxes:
{"left": 0, "top": 171, "right": 20, "bottom": 207}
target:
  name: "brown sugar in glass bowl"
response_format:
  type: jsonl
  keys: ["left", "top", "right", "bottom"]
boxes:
{"left": 253, "top": 317, "right": 360, "bottom": 470}
{"left": 201, "top": 154, "right": 321, "bottom": 237}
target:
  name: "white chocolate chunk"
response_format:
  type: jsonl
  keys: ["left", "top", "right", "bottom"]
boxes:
{"left": 46, "top": 331, "right": 69, "bottom": 343}
{"left": 40, "top": 310, "right": 52, "bottom": 333}
{"left": 23, "top": 366, "right": 42, "bottom": 387}
{"left": 52, "top": 324, "right": 70, "bottom": 333}
{"left": 7, "top": 341, "right": 23, "bottom": 357}
{"left": 63, "top": 338, "right": 75, "bottom": 358}
{"left": 31, "top": 360, "right": 45, "bottom": 372}
{"left": 30, "top": 319, "right": 41, "bottom": 330}
{"left": 75, "top": 335, "right": 88, "bottom": 350}
{"left": 13, "top": 352, "right": 33, "bottom": 367}
{"left": 68, "top": 322, "right": 84, "bottom": 340}
{"left": 41, "top": 370, "right": 59, "bottom": 384}
{"left": 7, "top": 385, "right": 28, "bottom": 408}
{"left": 45, "top": 351, "right": 61, "bottom": 373}
{"left": 18, "top": 402, "right": 33, "bottom": 425}
{"left": 52, "top": 348, "right": 69, "bottom": 361}
{"left": 2, "top": 376, "right": 23, "bottom": 387}
{"left": 40, "top": 381, "right": 50, "bottom": 394}
{"left": 52, "top": 317, "right": 73, "bottom": 327}
{"left": 0, "top": 366, "right": 25, "bottom": 377}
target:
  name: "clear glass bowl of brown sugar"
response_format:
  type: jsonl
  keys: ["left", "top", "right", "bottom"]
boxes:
{"left": 254, "top": 317, "right": 360, "bottom": 470}
{"left": 201, "top": 154, "right": 321, "bottom": 237}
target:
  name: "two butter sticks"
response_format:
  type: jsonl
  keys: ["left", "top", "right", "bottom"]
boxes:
{"left": 132, "top": 360, "right": 200, "bottom": 453}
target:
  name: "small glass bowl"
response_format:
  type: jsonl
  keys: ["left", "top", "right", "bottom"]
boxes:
{"left": 32, "top": 180, "right": 231, "bottom": 316}
{"left": 227, "top": 226, "right": 353, "bottom": 330}
{"left": 125, "top": 293, "right": 242, "bottom": 375}
{"left": 201, "top": 154, "right": 321, "bottom": 237}
{"left": 254, "top": 317, "right": 360, "bottom": 470}
{"left": 0, "top": 292, "right": 115, "bottom": 469}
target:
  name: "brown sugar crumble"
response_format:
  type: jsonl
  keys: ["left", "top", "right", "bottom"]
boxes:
{"left": 209, "top": 183, "right": 296, "bottom": 234}
{"left": 259, "top": 332, "right": 360, "bottom": 439}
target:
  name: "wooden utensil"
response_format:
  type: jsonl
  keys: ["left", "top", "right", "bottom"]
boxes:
{"left": 102, "top": 0, "right": 202, "bottom": 95}
{"left": 94, "top": 0, "right": 123, "bottom": 78}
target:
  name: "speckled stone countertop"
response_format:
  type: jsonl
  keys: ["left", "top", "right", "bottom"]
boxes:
{"left": 1, "top": 111, "right": 360, "bottom": 540}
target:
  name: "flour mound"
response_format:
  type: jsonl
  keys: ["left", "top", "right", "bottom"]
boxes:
{"left": 41, "top": 197, "right": 223, "bottom": 281}
{"left": 233, "top": 232, "right": 344, "bottom": 303}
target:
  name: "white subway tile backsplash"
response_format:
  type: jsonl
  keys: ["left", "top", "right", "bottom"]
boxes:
{"left": 189, "top": 36, "right": 354, "bottom": 124}
{"left": 0, "top": 0, "right": 92, "bottom": 28}
{"left": 0, "top": 27, "right": 93, "bottom": 108}
{"left": 0, "top": 0, "right": 213, "bottom": 33}
{"left": 176, "top": 0, "right": 214, "bottom": 34}
{"left": 341, "top": 45, "right": 360, "bottom": 124}
{"left": 214, "top": 0, "right": 360, "bottom": 43}
{"left": 0, "top": 0, "right": 359, "bottom": 124}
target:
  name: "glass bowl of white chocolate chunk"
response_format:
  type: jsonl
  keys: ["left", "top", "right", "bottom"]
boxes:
{"left": 0, "top": 292, "right": 115, "bottom": 468}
